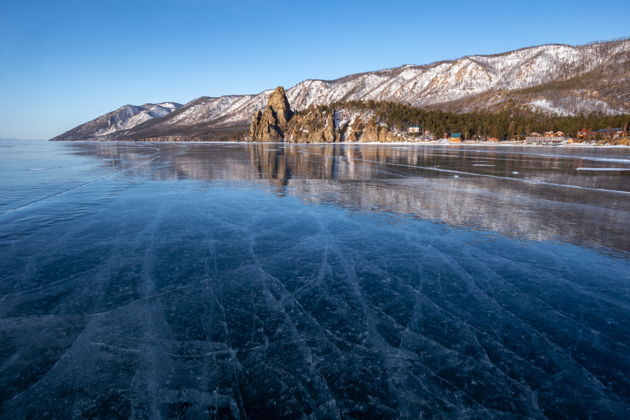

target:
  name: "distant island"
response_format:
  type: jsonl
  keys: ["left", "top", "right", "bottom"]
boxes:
{"left": 52, "top": 38, "right": 630, "bottom": 145}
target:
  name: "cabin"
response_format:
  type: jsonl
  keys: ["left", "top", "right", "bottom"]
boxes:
{"left": 407, "top": 126, "right": 421, "bottom": 134}
{"left": 577, "top": 128, "right": 592, "bottom": 139}
{"left": 449, "top": 132, "right": 462, "bottom": 143}
{"left": 541, "top": 130, "right": 565, "bottom": 138}
{"left": 596, "top": 128, "right": 622, "bottom": 138}
{"left": 596, "top": 128, "right": 628, "bottom": 139}
{"left": 525, "top": 129, "right": 568, "bottom": 144}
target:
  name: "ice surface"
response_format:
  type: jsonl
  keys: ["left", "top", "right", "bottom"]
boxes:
{"left": 576, "top": 167, "right": 630, "bottom": 171}
{"left": 0, "top": 140, "right": 629, "bottom": 418}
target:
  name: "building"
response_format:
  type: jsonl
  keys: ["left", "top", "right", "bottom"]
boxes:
{"left": 407, "top": 126, "right": 421, "bottom": 134}
{"left": 577, "top": 128, "right": 592, "bottom": 139}
{"left": 449, "top": 132, "right": 462, "bottom": 142}
{"left": 596, "top": 128, "right": 626, "bottom": 139}
{"left": 525, "top": 129, "right": 569, "bottom": 144}
{"left": 542, "top": 130, "right": 565, "bottom": 138}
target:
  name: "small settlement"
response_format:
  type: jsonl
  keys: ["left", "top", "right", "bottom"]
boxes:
{"left": 403, "top": 126, "right": 629, "bottom": 145}
{"left": 520, "top": 128, "right": 629, "bottom": 144}
{"left": 576, "top": 128, "right": 630, "bottom": 140}
{"left": 525, "top": 131, "right": 566, "bottom": 145}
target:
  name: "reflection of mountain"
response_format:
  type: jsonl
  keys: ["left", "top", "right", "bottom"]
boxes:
{"left": 68, "top": 142, "right": 630, "bottom": 251}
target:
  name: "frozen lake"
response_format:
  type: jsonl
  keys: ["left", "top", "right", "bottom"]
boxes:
{"left": 1, "top": 140, "right": 629, "bottom": 418}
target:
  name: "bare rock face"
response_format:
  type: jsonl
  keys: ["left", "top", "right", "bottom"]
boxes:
{"left": 249, "top": 87, "right": 294, "bottom": 141}
{"left": 342, "top": 117, "right": 366, "bottom": 142}
{"left": 359, "top": 119, "right": 381, "bottom": 143}
{"left": 249, "top": 89, "right": 405, "bottom": 143}
{"left": 358, "top": 119, "right": 397, "bottom": 142}
{"left": 267, "top": 86, "right": 293, "bottom": 126}
{"left": 285, "top": 105, "right": 337, "bottom": 143}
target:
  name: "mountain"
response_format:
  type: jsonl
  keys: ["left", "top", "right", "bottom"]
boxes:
{"left": 52, "top": 39, "right": 630, "bottom": 141}
{"left": 51, "top": 102, "right": 182, "bottom": 141}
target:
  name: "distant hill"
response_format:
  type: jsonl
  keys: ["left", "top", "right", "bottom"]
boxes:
{"left": 50, "top": 102, "right": 182, "bottom": 141}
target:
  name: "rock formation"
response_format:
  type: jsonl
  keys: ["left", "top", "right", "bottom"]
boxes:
{"left": 284, "top": 105, "right": 337, "bottom": 143}
{"left": 249, "top": 87, "right": 293, "bottom": 141}
{"left": 249, "top": 88, "right": 409, "bottom": 143}
{"left": 250, "top": 88, "right": 341, "bottom": 143}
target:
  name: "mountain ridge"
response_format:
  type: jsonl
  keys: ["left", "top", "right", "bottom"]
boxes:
{"left": 52, "top": 38, "right": 630, "bottom": 141}
{"left": 51, "top": 102, "right": 182, "bottom": 141}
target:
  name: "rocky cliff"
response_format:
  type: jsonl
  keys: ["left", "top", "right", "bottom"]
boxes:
{"left": 249, "top": 87, "right": 293, "bottom": 141}
{"left": 249, "top": 88, "right": 408, "bottom": 143}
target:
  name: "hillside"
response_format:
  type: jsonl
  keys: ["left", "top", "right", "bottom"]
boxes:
{"left": 51, "top": 102, "right": 182, "bottom": 141}
{"left": 52, "top": 38, "right": 630, "bottom": 141}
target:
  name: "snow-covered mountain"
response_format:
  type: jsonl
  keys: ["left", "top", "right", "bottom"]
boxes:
{"left": 52, "top": 39, "right": 629, "bottom": 141}
{"left": 51, "top": 102, "right": 182, "bottom": 141}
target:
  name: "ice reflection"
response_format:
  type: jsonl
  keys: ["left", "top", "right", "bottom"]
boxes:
{"left": 69, "top": 142, "right": 630, "bottom": 252}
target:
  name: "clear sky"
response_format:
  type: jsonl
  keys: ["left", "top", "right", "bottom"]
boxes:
{"left": 1, "top": 0, "right": 628, "bottom": 139}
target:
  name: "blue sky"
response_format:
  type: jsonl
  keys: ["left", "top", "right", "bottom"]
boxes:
{"left": 1, "top": 0, "right": 628, "bottom": 139}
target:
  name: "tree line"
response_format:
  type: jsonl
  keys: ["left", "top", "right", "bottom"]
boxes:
{"left": 327, "top": 100, "right": 630, "bottom": 140}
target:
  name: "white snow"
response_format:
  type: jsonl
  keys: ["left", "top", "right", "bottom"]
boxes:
{"left": 92, "top": 102, "right": 183, "bottom": 136}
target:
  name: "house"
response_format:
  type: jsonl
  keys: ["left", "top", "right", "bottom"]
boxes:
{"left": 407, "top": 126, "right": 421, "bottom": 134}
{"left": 577, "top": 128, "right": 591, "bottom": 139}
{"left": 539, "top": 130, "right": 564, "bottom": 138}
{"left": 596, "top": 128, "right": 623, "bottom": 139}
{"left": 449, "top": 132, "right": 462, "bottom": 142}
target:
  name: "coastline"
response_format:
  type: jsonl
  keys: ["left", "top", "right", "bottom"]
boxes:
{"left": 51, "top": 139, "right": 630, "bottom": 148}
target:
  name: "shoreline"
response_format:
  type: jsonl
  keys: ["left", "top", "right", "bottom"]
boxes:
{"left": 48, "top": 139, "right": 630, "bottom": 148}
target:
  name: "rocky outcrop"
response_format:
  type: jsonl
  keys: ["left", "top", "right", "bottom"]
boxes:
{"left": 249, "top": 89, "right": 340, "bottom": 143}
{"left": 284, "top": 106, "right": 337, "bottom": 143}
{"left": 359, "top": 120, "right": 389, "bottom": 143}
{"left": 249, "top": 87, "right": 293, "bottom": 141}
{"left": 249, "top": 89, "right": 409, "bottom": 143}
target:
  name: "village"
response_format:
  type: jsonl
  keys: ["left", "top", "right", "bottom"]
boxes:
{"left": 405, "top": 125, "right": 630, "bottom": 145}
